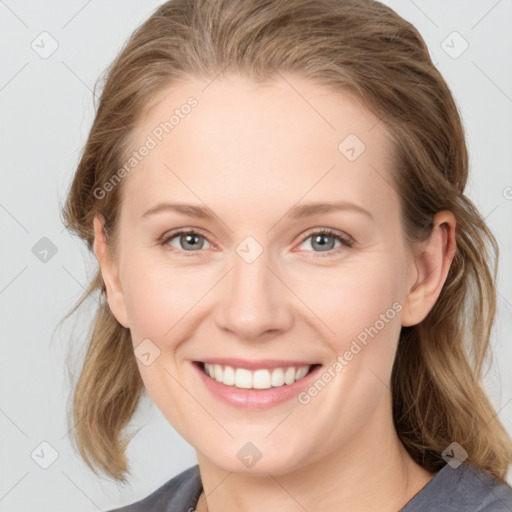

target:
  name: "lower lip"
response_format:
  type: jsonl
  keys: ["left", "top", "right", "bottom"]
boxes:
{"left": 193, "top": 362, "right": 322, "bottom": 409}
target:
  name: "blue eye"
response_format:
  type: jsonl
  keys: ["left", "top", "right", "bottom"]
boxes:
{"left": 159, "top": 228, "right": 353, "bottom": 257}
{"left": 161, "top": 230, "right": 213, "bottom": 255}
{"left": 297, "top": 229, "right": 353, "bottom": 256}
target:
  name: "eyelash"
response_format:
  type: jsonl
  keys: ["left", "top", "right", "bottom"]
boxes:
{"left": 158, "top": 227, "right": 354, "bottom": 258}
{"left": 296, "top": 228, "right": 354, "bottom": 256}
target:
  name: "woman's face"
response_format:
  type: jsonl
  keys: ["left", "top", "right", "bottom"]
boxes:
{"left": 97, "top": 74, "right": 422, "bottom": 474}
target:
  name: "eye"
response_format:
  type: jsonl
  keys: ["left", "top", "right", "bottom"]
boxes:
{"left": 160, "top": 229, "right": 214, "bottom": 255}
{"left": 159, "top": 227, "right": 353, "bottom": 257}
{"left": 296, "top": 228, "right": 353, "bottom": 256}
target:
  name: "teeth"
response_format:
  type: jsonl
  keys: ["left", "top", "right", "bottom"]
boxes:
{"left": 203, "top": 363, "right": 312, "bottom": 389}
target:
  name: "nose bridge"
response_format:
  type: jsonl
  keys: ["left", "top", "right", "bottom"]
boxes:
{"left": 215, "top": 244, "right": 293, "bottom": 339}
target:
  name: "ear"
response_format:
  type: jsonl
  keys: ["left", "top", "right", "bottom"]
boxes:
{"left": 401, "top": 210, "right": 457, "bottom": 327}
{"left": 93, "top": 213, "right": 130, "bottom": 328}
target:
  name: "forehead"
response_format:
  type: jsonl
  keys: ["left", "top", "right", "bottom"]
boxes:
{"left": 121, "top": 74, "right": 398, "bottom": 223}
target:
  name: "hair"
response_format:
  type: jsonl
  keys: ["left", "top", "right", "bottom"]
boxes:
{"left": 60, "top": 0, "right": 512, "bottom": 484}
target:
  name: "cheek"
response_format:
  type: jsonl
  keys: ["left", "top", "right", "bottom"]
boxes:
{"left": 121, "top": 252, "right": 204, "bottom": 341}
{"left": 292, "top": 255, "right": 405, "bottom": 352}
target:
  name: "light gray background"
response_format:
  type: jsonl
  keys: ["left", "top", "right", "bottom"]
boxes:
{"left": 1, "top": 1, "right": 511, "bottom": 511}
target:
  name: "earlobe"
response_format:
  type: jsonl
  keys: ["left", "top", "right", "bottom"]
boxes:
{"left": 401, "top": 211, "right": 457, "bottom": 327}
{"left": 92, "top": 214, "right": 130, "bottom": 328}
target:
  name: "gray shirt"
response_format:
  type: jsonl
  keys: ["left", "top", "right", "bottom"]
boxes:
{"left": 107, "top": 463, "right": 512, "bottom": 511}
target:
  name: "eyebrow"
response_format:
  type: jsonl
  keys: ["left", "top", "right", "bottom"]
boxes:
{"left": 141, "top": 202, "right": 212, "bottom": 219}
{"left": 141, "top": 200, "right": 373, "bottom": 221}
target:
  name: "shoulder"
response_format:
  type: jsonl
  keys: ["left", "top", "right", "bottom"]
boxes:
{"left": 402, "top": 463, "right": 512, "bottom": 511}
{"left": 106, "top": 464, "right": 202, "bottom": 512}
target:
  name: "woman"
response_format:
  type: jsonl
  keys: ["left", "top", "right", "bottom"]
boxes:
{"left": 61, "top": 0, "right": 512, "bottom": 510}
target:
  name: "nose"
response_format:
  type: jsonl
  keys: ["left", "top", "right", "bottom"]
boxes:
{"left": 214, "top": 249, "right": 294, "bottom": 341}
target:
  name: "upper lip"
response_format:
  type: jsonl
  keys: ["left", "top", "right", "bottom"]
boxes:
{"left": 196, "top": 358, "right": 320, "bottom": 370}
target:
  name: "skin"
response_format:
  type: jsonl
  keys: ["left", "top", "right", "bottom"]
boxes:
{"left": 93, "top": 74, "right": 456, "bottom": 512}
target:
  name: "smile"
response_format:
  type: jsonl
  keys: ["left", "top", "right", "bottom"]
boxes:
{"left": 192, "top": 359, "right": 323, "bottom": 409}
{"left": 201, "top": 362, "right": 314, "bottom": 389}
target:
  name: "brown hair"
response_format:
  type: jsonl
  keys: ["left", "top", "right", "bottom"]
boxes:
{"left": 61, "top": 0, "right": 512, "bottom": 483}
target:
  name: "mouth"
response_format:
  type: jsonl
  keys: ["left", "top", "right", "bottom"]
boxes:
{"left": 193, "top": 361, "right": 322, "bottom": 390}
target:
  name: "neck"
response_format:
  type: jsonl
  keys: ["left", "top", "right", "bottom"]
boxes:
{"left": 194, "top": 398, "right": 434, "bottom": 512}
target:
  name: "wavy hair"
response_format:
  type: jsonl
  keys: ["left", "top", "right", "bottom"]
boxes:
{"left": 60, "top": 0, "right": 512, "bottom": 483}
